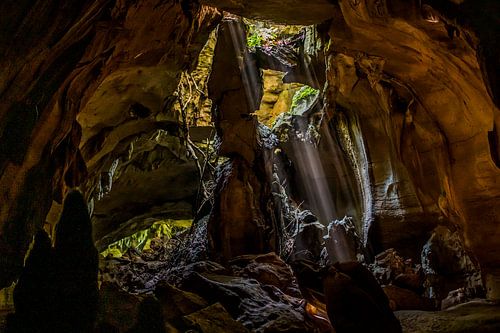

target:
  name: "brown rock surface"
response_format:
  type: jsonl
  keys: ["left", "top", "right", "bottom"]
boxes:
{"left": 154, "top": 282, "right": 209, "bottom": 323}
{"left": 0, "top": 0, "right": 220, "bottom": 287}
{"left": 323, "top": 0, "right": 500, "bottom": 289}
{"left": 201, "top": 0, "right": 337, "bottom": 25}
{"left": 206, "top": 17, "right": 280, "bottom": 261}
{"left": 183, "top": 303, "right": 250, "bottom": 333}
{"left": 384, "top": 285, "right": 435, "bottom": 311}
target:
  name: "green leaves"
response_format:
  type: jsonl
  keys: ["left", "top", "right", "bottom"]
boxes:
{"left": 100, "top": 219, "right": 192, "bottom": 258}
{"left": 247, "top": 31, "right": 264, "bottom": 48}
{"left": 291, "top": 86, "right": 319, "bottom": 109}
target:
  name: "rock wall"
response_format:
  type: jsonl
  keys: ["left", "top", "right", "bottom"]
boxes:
{"left": 206, "top": 18, "right": 279, "bottom": 261}
{"left": 0, "top": 0, "right": 221, "bottom": 288}
{"left": 201, "top": 0, "right": 500, "bottom": 296}
{"left": 323, "top": 0, "right": 500, "bottom": 289}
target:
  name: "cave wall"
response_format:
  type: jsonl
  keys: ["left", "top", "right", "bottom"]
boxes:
{"left": 201, "top": 0, "right": 500, "bottom": 296}
{"left": 324, "top": 0, "right": 499, "bottom": 283}
{"left": 0, "top": 0, "right": 221, "bottom": 288}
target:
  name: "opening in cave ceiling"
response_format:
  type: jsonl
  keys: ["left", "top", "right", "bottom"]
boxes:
{"left": 1, "top": 1, "right": 500, "bottom": 332}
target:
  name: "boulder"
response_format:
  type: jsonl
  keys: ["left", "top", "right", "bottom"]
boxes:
{"left": 421, "top": 226, "right": 484, "bottom": 301}
{"left": 291, "top": 211, "right": 325, "bottom": 262}
{"left": 383, "top": 285, "right": 435, "bottom": 311}
{"left": 229, "top": 253, "right": 301, "bottom": 297}
{"left": 183, "top": 303, "right": 250, "bottom": 333}
{"left": 324, "top": 262, "right": 402, "bottom": 333}
{"left": 370, "top": 248, "right": 422, "bottom": 291}
{"left": 154, "top": 282, "right": 209, "bottom": 322}
{"left": 164, "top": 258, "right": 318, "bottom": 333}
{"left": 324, "top": 216, "right": 362, "bottom": 264}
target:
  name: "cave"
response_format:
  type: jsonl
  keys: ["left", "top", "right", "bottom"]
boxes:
{"left": 1, "top": 0, "right": 500, "bottom": 332}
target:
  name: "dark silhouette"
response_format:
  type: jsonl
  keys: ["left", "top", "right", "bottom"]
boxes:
{"left": 324, "top": 262, "right": 402, "bottom": 333}
{"left": 6, "top": 230, "right": 54, "bottom": 333}
{"left": 94, "top": 322, "right": 120, "bottom": 333}
{"left": 52, "top": 189, "right": 99, "bottom": 333}
{"left": 291, "top": 259, "right": 402, "bottom": 333}
{"left": 126, "top": 297, "right": 166, "bottom": 333}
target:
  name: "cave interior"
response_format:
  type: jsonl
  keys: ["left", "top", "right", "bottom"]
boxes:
{"left": 0, "top": 0, "right": 500, "bottom": 332}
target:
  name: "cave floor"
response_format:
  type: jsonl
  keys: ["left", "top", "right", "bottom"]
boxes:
{"left": 396, "top": 300, "right": 500, "bottom": 333}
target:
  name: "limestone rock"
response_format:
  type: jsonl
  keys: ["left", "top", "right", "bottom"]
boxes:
{"left": 441, "top": 288, "right": 468, "bottom": 311}
{"left": 208, "top": 158, "right": 278, "bottom": 261}
{"left": 97, "top": 282, "right": 143, "bottom": 332}
{"left": 165, "top": 258, "right": 318, "bottom": 333}
{"left": 200, "top": 0, "right": 338, "bottom": 25}
{"left": 323, "top": 262, "right": 402, "bottom": 333}
{"left": 91, "top": 130, "right": 198, "bottom": 250}
{"left": 0, "top": 0, "right": 221, "bottom": 288}
{"left": 229, "top": 252, "right": 301, "bottom": 298}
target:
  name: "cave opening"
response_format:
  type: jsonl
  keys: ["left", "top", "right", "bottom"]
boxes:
{"left": 1, "top": 1, "right": 500, "bottom": 333}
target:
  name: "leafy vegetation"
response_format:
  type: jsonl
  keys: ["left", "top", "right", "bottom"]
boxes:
{"left": 247, "top": 30, "right": 264, "bottom": 48}
{"left": 245, "top": 20, "right": 301, "bottom": 50}
{"left": 291, "top": 86, "right": 319, "bottom": 109}
{"left": 100, "top": 219, "right": 192, "bottom": 258}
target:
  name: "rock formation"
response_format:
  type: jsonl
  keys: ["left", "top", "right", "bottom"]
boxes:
{"left": 0, "top": 0, "right": 500, "bottom": 332}
{"left": 206, "top": 17, "right": 279, "bottom": 261}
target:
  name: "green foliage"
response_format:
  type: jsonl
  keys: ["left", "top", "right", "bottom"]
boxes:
{"left": 245, "top": 22, "right": 282, "bottom": 49}
{"left": 291, "top": 86, "right": 319, "bottom": 109}
{"left": 247, "top": 31, "right": 264, "bottom": 48}
{"left": 100, "top": 219, "right": 192, "bottom": 258}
